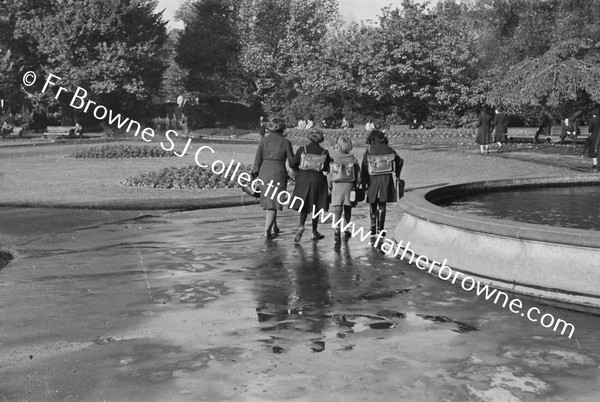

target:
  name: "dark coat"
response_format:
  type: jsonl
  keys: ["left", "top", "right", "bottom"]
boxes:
{"left": 588, "top": 115, "right": 600, "bottom": 158}
{"left": 252, "top": 132, "right": 295, "bottom": 210}
{"left": 493, "top": 113, "right": 508, "bottom": 143}
{"left": 361, "top": 142, "right": 403, "bottom": 203}
{"left": 290, "top": 142, "right": 331, "bottom": 213}
{"left": 476, "top": 112, "right": 492, "bottom": 145}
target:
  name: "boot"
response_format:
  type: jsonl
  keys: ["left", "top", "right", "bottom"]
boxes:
{"left": 370, "top": 209, "right": 378, "bottom": 235}
{"left": 377, "top": 211, "right": 386, "bottom": 234}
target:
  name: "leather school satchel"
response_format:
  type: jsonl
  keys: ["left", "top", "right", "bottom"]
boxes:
{"left": 299, "top": 145, "right": 326, "bottom": 171}
{"left": 366, "top": 150, "right": 395, "bottom": 175}
{"left": 329, "top": 159, "right": 355, "bottom": 183}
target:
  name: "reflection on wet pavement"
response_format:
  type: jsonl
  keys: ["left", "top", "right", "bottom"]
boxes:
{"left": 1, "top": 206, "right": 600, "bottom": 401}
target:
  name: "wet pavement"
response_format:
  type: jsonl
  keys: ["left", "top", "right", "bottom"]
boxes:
{"left": 1, "top": 205, "right": 600, "bottom": 401}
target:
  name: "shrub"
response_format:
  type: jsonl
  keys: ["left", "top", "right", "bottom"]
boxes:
{"left": 70, "top": 144, "right": 174, "bottom": 158}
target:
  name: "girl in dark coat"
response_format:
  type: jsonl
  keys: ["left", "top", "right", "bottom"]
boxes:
{"left": 252, "top": 117, "right": 295, "bottom": 239}
{"left": 290, "top": 130, "right": 331, "bottom": 242}
{"left": 476, "top": 108, "right": 492, "bottom": 154}
{"left": 493, "top": 107, "right": 508, "bottom": 153}
{"left": 361, "top": 130, "right": 403, "bottom": 236}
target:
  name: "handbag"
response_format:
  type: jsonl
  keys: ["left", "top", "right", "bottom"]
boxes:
{"left": 396, "top": 178, "right": 405, "bottom": 201}
{"left": 241, "top": 183, "right": 260, "bottom": 198}
{"left": 350, "top": 185, "right": 365, "bottom": 206}
{"left": 366, "top": 151, "right": 395, "bottom": 175}
{"left": 299, "top": 145, "right": 326, "bottom": 171}
{"left": 329, "top": 161, "right": 355, "bottom": 183}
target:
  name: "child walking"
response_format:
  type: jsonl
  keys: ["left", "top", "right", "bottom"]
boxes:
{"left": 328, "top": 136, "right": 361, "bottom": 242}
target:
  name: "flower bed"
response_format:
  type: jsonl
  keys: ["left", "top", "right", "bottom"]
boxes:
{"left": 70, "top": 144, "right": 174, "bottom": 158}
{"left": 123, "top": 164, "right": 297, "bottom": 190}
{"left": 122, "top": 164, "right": 248, "bottom": 189}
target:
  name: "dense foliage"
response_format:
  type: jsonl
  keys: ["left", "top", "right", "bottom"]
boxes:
{"left": 70, "top": 144, "right": 174, "bottom": 159}
{"left": 0, "top": 0, "right": 167, "bottom": 124}
{"left": 173, "top": 0, "right": 600, "bottom": 127}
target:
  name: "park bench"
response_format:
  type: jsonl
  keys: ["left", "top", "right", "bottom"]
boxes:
{"left": 506, "top": 126, "right": 587, "bottom": 144}
{"left": 0, "top": 125, "right": 25, "bottom": 138}
{"left": 390, "top": 124, "right": 411, "bottom": 131}
{"left": 43, "top": 126, "right": 76, "bottom": 139}
{"left": 548, "top": 125, "right": 588, "bottom": 144}
{"left": 506, "top": 127, "right": 538, "bottom": 143}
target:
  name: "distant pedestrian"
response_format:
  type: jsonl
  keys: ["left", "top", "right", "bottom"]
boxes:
{"left": 362, "top": 130, "right": 403, "bottom": 237}
{"left": 493, "top": 107, "right": 508, "bottom": 153}
{"left": 258, "top": 116, "right": 266, "bottom": 138}
{"left": 588, "top": 109, "right": 600, "bottom": 172}
{"left": 476, "top": 108, "right": 492, "bottom": 154}
{"left": 290, "top": 130, "right": 331, "bottom": 242}
{"left": 365, "top": 119, "right": 375, "bottom": 132}
{"left": 328, "top": 136, "right": 360, "bottom": 242}
{"left": 252, "top": 117, "right": 295, "bottom": 239}
{"left": 341, "top": 116, "right": 350, "bottom": 129}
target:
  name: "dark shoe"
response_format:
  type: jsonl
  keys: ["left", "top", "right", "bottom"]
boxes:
{"left": 273, "top": 225, "right": 280, "bottom": 234}
{"left": 311, "top": 232, "right": 325, "bottom": 241}
{"left": 334, "top": 229, "right": 341, "bottom": 243}
{"left": 265, "top": 232, "right": 274, "bottom": 239}
{"left": 343, "top": 230, "right": 352, "bottom": 239}
{"left": 593, "top": 165, "right": 599, "bottom": 173}
{"left": 294, "top": 228, "right": 305, "bottom": 243}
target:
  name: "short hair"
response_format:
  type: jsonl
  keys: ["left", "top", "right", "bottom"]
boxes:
{"left": 336, "top": 136, "right": 353, "bottom": 153}
{"left": 366, "top": 129, "right": 387, "bottom": 145}
{"left": 307, "top": 130, "right": 324, "bottom": 144}
{"left": 267, "top": 117, "right": 286, "bottom": 133}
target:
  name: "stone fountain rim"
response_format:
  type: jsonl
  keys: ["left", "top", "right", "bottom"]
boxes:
{"left": 402, "top": 174, "right": 600, "bottom": 249}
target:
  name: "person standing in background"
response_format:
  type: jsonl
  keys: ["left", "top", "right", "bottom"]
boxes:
{"left": 476, "top": 108, "right": 492, "bottom": 154}
{"left": 493, "top": 107, "right": 508, "bottom": 153}
{"left": 365, "top": 119, "right": 375, "bottom": 131}
{"left": 588, "top": 109, "right": 600, "bottom": 172}
{"left": 258, "top": 116, "right": 266, "bottom": 138}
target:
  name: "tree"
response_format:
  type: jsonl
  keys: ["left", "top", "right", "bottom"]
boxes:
{"left": 238, "top": 0, "right": 340, "bottom": 114}
{"left": 175, "top": 0, "right": 250, "bottom": 99}
{"left": 484, "top": 0, "right": 600, "bottom": 119}
{"left": 17, "top": 0, "right": 167, "bottom": 119}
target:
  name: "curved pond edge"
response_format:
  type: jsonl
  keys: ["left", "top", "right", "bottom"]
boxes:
{"left": 394, "top": 174, "right": 600, "bottom": 311}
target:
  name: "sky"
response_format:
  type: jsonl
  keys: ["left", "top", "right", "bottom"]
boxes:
{"left": 156, "top": 0, "right": 409, "bottom": 30}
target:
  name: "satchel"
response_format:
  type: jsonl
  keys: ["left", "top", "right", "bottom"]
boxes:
{"left": 366, "top": 152, "right": 395, "bottom": 175}
{"left": 299, "top": 145, "right": 326, "bottom": 171}
{"left": 329, "top": 161, "right": 355, "bottom": 183}
{"left": 396, "top": 178, "right": 405, "bottom": 201}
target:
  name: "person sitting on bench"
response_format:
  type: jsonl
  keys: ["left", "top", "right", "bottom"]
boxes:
{"left": 69, "top": 122, "right": 83, "bottom": 137}
{"left": 561, "top": 117, "right": 577, "bottom": 144}
{"left": 1, "top": 121, "right": 13, "bottom": 137}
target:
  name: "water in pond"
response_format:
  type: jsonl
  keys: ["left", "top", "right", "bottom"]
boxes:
{"left": 438, "top": 185, "right": 600, "bottom": 231}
